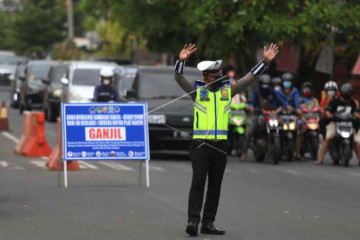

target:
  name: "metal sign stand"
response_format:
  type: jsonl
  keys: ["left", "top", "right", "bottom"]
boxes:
{"left": 58, "top": 110, "right": 63, "bottom": 188}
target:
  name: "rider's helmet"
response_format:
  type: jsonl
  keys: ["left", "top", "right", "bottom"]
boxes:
{"left": 100, "top": 67, "right": 114, "bottom": 87}
{"left": 324, "top": 81, "right": 338, "bottom": 97}
{"left": 340, "top": 83, "right": 353, "bottom": 99}
{"left": 301, "top": 82, "right": 312, "bottom": 98}
{"left": 281, "top": 72, "right": 295, "bottom": 89}
{"left": 259, "top": 74, "right": 271, "bottom": 89}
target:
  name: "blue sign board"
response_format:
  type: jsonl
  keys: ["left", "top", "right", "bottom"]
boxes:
{"left": 61, "top": 103, "right": 149, "bottom": 161}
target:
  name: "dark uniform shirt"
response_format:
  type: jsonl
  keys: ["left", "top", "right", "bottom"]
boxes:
{"left": 326, "top": 98, "right": 357, "bottom": 115}
{"left": 93, "top": 85, "right": 120, "bottom": 102}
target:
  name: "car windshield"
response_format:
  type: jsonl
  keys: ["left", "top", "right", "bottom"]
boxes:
{"left": 72, "top": 69, "right": 100, "bottom": 86}
{"left": 30, "top": 63, "right": 53, "bottom": 80}
{"left": 0, "top": 55, "right": 23, "bottom": 65}
{"left": 52, "top": 65, "right": 68, "bottom": 84}
{"left": 137, "top": 68, "right": 202, "bottom": 99}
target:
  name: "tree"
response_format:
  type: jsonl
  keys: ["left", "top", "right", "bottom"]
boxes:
{"left": 9, "top": 0, "right": 66, "bottom": 57}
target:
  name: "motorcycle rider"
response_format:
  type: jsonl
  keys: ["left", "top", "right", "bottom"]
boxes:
{"left": 319, "top": 81, "right": 339, "bottom": 139}
{"left": 239, "top": 74, "right": 280, "bottom": 161}
{"left": 275, "top": 72, "right": 301, "bottom": 115}
{"left": 93, "top": 67, "right": 121, "bottom": 102}
{"left": 296, "top": 82, "right": 320, "bottom": 160}
{"left": 271, "top": 77, "right": 282, "bottom": 91}
{"left": 315, "top": 83, "right": 360, "bottom": 165}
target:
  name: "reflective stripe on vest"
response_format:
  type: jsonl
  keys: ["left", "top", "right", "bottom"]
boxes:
{"left": 193, "top": 81, "right": 232, "bottom": 140}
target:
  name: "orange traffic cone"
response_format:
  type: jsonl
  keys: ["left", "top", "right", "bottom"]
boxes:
{"left": 0, "top": 101, "right": 9, "bottom": 131}
{"left": 47, "top": 117, "right": 80, "bottom": 171}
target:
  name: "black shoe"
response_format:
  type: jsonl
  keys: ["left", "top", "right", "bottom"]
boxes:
{"left": 186, "top": 221, "right": 199, "bottom": 236}
{"left": 200, "top": 222, "right": 225, "bottom": 235}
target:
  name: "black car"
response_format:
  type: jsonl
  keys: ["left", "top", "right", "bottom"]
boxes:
{"left": 124, "top": 65, "right": 203, "bottom": 151}
{"left": 42, "top": 62, "right": 69, "bottom": 121}
{"left": 19, "top": 60, "right": 57, "bottom": 113}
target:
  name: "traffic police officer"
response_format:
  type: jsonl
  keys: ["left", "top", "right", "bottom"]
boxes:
{"left": 93, "top": 67, "right": 121, "bottom": 102}
{"left": 174, "top": 43, "right": 279, "bottom": 236}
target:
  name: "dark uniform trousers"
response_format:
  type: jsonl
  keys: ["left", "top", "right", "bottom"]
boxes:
{"left": 188, "top": 139, "right": 228, "bottom": 224}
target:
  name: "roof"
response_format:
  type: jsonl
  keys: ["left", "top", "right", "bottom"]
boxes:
{"left": 68, "top": 61, "right": 118, "bottom": 70}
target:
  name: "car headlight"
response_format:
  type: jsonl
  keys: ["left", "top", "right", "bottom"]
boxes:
{"left": 53, "top": 89, "right": 62, "bottom": 97}
{"left": 269, "top": 119, "right": 278, "bottom": 127}
{"left": 289, "top": 122, "right": 296, "bottom": 130}
{"left": 283, "top": 124, "right": 288, "bottom": 130}
{"left": 148, "top": 114, "right": 166, "bottom": 124}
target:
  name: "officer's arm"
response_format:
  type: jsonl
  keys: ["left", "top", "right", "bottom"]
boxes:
{"left": 174, "top": 61, "right": 196, "bottom": 99}
{"left": 232, "top": 43, "right": 279, "bottom": 97}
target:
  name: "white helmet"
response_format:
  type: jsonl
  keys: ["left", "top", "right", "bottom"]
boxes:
{"left": 100, "top": 67, "right": 114, "bottom": 86}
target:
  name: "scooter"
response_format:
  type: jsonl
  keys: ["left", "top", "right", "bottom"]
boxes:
{"left": 300, "top": 107, "right": 321, "bottom": 160}
{"left": 251, "top": 109, "right": 281, "bottom": 164}
{"left": 279, "top": 109, "right": 297, "bottom": 161}
{"left": 228, "top": 103, "right": 247, "bottom": 156}
{"left": 329, "top": 112, "right": 355, "bottom": 167}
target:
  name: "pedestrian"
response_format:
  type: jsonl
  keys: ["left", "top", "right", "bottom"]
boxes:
{"left": 174, "top": 43, "right": 279, "bottom": 236}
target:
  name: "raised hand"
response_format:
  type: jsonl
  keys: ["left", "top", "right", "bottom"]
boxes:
{"left": 263, "top": 43, "right": 279, "bottom": 63}
{"left": 179, "top": 44, "right": 197, "bottom": 61}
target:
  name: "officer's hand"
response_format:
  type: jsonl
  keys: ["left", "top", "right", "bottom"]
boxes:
{"left": 296, "top": 109, "right": 302, "bottom": 115}
{"left": 179, "top": 44, "right": 197, "bottom": 61}
{"left": 287, "top": 106, "right": 293, "bottom": 111}
{"left": 263, "top": 43, "right": 279, "bottom": 63}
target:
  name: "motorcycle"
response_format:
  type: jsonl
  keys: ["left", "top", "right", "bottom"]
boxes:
{"left": 279, "top": 109, "right": 297, "bottom": 161}
{"left": 228, "top": 103, "right": 247, "bottom": 156}
{"left": 300, "top": 107, "right": 321, "bottom": 160}
{"left": 251, "top": 109, "right": 281, "bottom": 164}
{"left": 329, "top": 112, "right": 355, "bottom": 167}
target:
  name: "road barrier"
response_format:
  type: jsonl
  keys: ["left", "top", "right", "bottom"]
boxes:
{"left": 0, "top": 101, "right": 9, "bottom": 131}
{"left": 21, "top": 112, "right": 52, "bottom": 157}
{"left": 47, "top": 117, "right": 80, "bottom": 171}
{"left": 14, "top": 111, "right": 31, "bottom": 154}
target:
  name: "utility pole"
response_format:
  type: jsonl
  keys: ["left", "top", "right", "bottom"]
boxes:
{"left": 66, "top": 0, "right": 74, "bottom": 45}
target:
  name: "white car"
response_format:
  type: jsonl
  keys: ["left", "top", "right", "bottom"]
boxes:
{"left": 60, "top": 61, "right": 124, "bottom": 103}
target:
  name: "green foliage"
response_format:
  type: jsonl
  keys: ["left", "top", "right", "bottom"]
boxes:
{"left": 8, "top": 0, "right": 66, "bottom": 56}
{"left": 80, "top": 0, "right": 359, "bottom": 73}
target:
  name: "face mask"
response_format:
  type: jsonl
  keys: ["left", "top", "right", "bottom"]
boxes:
{"left": 274, "top": 86, "right": 281, "bottom": 91}
{"left": 103, "top": 79, "right": 111, "bottom": 85}
{"left": 303, "top": 88, "right": 312, "bottom": 98}
{"left": 283, "top": 81, "right": 292, "bottom": 89}
{"left": 327, "top": 90, "right": 335, "bottom": 96}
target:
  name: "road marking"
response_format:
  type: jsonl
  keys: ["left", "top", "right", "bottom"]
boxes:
{"left": 144, "top": 164, "right": 165, "bottom": 172}
{"left": 78, "top": 161, "right": 98, "bottom": 169}
{"left": 30, "top": 160, "right": 47, "bottom": 169}
{"left": 0, "top": 161, "right": 9, "bottom": 167}
{"left": 41, "top": 157, "right": 48, "bottom": 160}
{"left": 347, "top": 172, "right": 360, "bottom": 178}
{"left": 225, "top": 169, "right": 236, "bottom": 174}
{"left": 99, "top": 161, "right": 134, "bottom": 171}
{"left": 1, "top": 132, "right": 20, "bottom": 144}
{"left": 247, "top": 168, "right": 262, "bottom": 174}
{"left": 12, "top": 166, "right": 25, "bottom": 170}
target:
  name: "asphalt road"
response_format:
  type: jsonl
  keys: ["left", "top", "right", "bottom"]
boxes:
{"left": 1, "top": 86, "right": 360, "bottom": 240}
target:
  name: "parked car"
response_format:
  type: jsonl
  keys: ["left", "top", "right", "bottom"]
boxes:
{"left": 60, "top": 61, "right": 122, "bottom": 103}
{"left": 19, "top": 60, "right": 57, "bottom": 113}
{"left": 42, "top": 62, "right": 69, "bottom": 121}
{"left": 10, "top": 61, "right": 27, "bottom": 108}
{"left": 123, "top": 65, "right": 203, "bottom": 151}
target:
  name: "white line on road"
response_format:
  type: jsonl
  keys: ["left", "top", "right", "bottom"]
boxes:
{"left": 41, "top": 157, "right": 48, "bottom": 160}
{"left": 0, "top": 161, "right": 9, "bottom": 167}
{"left": 143, "top": 164, "right": 165, "bottom": 172}
{"left": 347, "top": 172, "right": 360, "bottom": 178}
{"left": 99, "top": 161, "right": 134, "bottom": 171}
{"left": 12, "top": 166, "right": 25, "bottom": 170}
{"left": 78, "top": 161, "right": 99, "bottom": 169}
{"left": 30, "top": 160, "right": 47, "bottom": 169}
{"left": 1, "top": 132, "right": 20, "bottom": 144}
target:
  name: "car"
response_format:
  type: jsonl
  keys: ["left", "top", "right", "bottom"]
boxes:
{"left": 10, "top": 61, "right": 27, "bottom": 108}
{"left": 19, "top": 60, "right": 58, "bottom": 113}
{"left": 60, "top": 61, "right": 123, "bottom": 103}
{"left": 118, "top": 65, "right": 138, "bottom": 98}
{"left": 42, "top": 62, "right": 69, "bottom": 121}
{"left": 0, "top": 55, "right": 24, "bottom": 86}
{"left": 123, "top": 65, "right": 203, "bottom": 151}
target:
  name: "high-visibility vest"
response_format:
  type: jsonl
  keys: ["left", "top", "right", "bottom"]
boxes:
{"left": 193, "top": 80, "right": 232, "bottom": 140}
